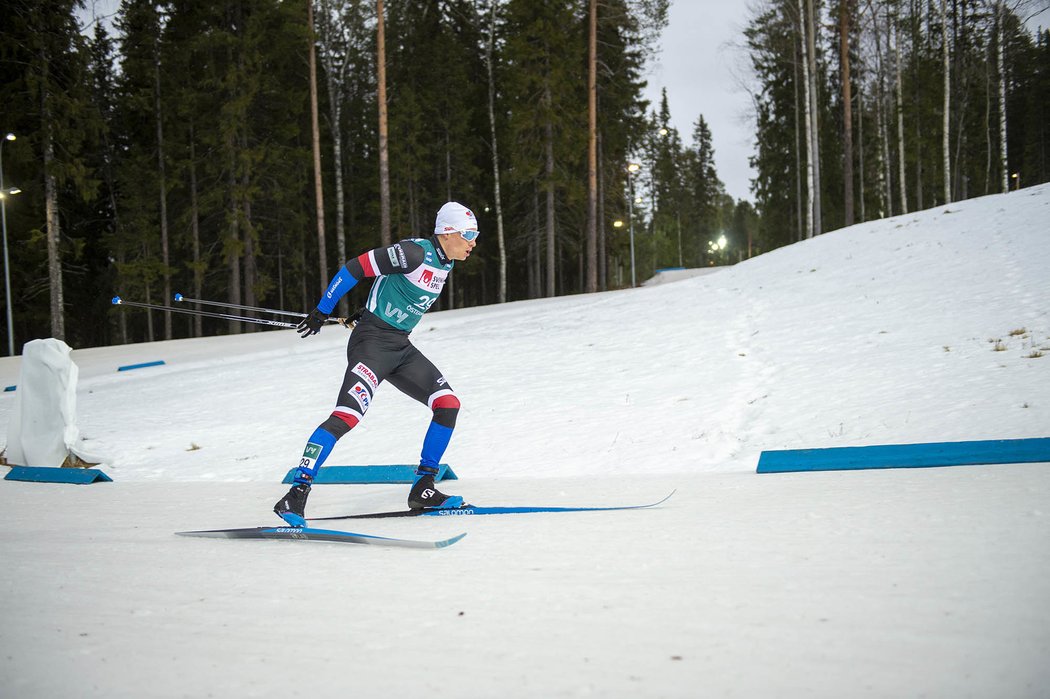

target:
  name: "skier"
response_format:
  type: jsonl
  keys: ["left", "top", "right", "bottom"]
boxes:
{"left": 273, "top": 202, "right": 479, "bottom": 526}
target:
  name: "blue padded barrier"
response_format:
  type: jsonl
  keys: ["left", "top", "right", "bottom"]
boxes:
{"left": 118, "top": 360, "right": 166, "bottom": 372}
{"left": 282, "top": 464, "right": 458, "bottom": 485}
{"left": 757, "top": 437, "right": 1050, "bottom": 473}
{"left": 5, "top": 466, "right": 113, "bottom": 484}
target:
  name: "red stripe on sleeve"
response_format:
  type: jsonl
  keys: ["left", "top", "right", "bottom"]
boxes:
{"left": 357, "top": 252, "right": 376, "bottom": 277}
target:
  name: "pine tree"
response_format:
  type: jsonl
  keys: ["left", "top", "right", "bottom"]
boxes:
{"left": 595, "top": 0, "right": 658, "bottom": 288}
{"left": 502, "top": 0, "right": 583, "bottom": 297}
{"left": 12, "top": 0, "right": 100, "bottom": 343}
{"left": 745, "top": 1, "right": 801, "bottom": 250}
{"left": 687, "top": 115, "right": 722, "bottom": 265}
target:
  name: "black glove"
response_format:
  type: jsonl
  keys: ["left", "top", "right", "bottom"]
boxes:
{"left": 346, "top": 307, "right": 363, "bottom": 328}
{"left": 296, "top": 307, "right": 328, "bottom": 338}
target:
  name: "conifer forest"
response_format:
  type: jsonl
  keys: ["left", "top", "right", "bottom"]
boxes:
{"left": 0, "top": 0, "right": 1047, "bottom": 350}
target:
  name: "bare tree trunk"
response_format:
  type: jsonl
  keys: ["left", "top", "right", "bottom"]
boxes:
{"left": 241, "top": 128, "right": 256, "bottom": 330}
{"left": 793, "top": 32, "right": 804, "bottom": 241}
{"left": 840, "top": 0, "right": 855, "bottom": 227}
{"left": 893, "top": 13, "right": 908, "bottom": 213}
{"left": 858, "top": 81, "right": 866, "bottom": 221}
{"left": 316, "top": 0, "right": 353, "bottom": 314}
{"left": 799, "top": 0, "right": 815, "bottom": 238}
{"left": 598, "top": 129, "right": 607, "bottom": 288}
{"left": 189, "top": 122, "right": 202, "bottom": 337}
{"left": 941, "top": 0, "right": 952, "bottom": 203}
{"left": 530, "top": 184, "right": 540, "bottom": 298}
{"left": 997, "top": 0, "right": 1008, "bottom": 193}
{"left": 103, "top": 138, "right": 127, "bottom": 341}
{"left": 983, "top": 37, "right": 992, "bottom": 193}
{"left": 485, "top": 0, "right": 507, "bottom": 303}
{"left": 407, "top": 175, "right": 417, "bottom": 232}
{"left": 445, "top": 131, "right": 452, "bottom": 202}
{"left": 331, "top": 104, "right": 347, "bottom": 310}
{"left": 154, "top": 40, "right": 171, "bottom": 339}
{"left": 41, "top": 47, "right": 64, "bottom": 340}
{"left": 144, "top": 275, "right": 154, "bottom": 341}
{"left": 585, "top": 0, "right": 598, "bottom": 292}
{"left": 677, "top": 212, "right": 683, "bottom": 265}
{"left": 377, "top": 0, "right": 391, "bottom": 245}
{"left": 224, "top": 13, "right": 241, "bottom": 334}
{"left": 544, "top": 106, "right": 556, "bottom": 297}
{"left": 913, "top": 0, "right": 924, "bottom": 209}
{"left": 805, "top": 0, "right": 822, "bottom": 234}
{"left": 873, "top": 7, "right": 892, "bottom": 216}
{"left": 444, "top": 134, "right": 454, "bottom": 310}
{"left": 308, "top": 0, "right": 328, "bottom": 293}
{"left": 226, "top": 136, "right": 241, "bottom": 334}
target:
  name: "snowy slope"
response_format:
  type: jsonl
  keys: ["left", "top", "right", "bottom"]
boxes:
{"left": 4, "top": 185, "right": 1047, "bottom": 482}
{"left": 1, "top": 186, "right": 1048, "bottom": 698}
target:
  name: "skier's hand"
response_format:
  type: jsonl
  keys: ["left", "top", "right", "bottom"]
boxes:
{"left": 296, "top": 308, "right": 327, "bottom": 338}
{"left": 343, "top": 307, "right": 363, "bottom": 329}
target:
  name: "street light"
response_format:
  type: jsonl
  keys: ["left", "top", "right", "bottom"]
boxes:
{"left": 1, "top": 132, "right": 17, "bottom": 356}
{"left": 626, "top": 162, "right": 641, "bottom": 288}
{"left": 708, "top": 234, "right": 729, "bottom": 264}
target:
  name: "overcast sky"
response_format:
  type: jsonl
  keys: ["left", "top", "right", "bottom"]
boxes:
{"left": 644, "top": 1, "right": 1050, "bottom": 204}
{"left": 641, "top": 2, "right": 760, "bottom": 203}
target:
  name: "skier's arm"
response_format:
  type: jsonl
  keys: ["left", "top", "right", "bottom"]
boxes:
{"left": 299, "top": 243, "right": 421, "bottom": 337}
{"left": 317, "top": 242, "right": 425, "bottom": 314}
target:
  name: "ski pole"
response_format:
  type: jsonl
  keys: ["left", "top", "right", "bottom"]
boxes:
{"left": 113, "top": 296, "right": 358, "bottom": 329}
{"left": 112, "top": 296, "right": 298, "bottom": 329}
{"left": 173, "top": 293, "right": 357, "bottom": 328}
{"left": 173, "top": 293, "right": 307, "bottom": 320}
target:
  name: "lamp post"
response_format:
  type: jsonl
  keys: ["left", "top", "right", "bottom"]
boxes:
{"left": 627, "top": 162, "right": 641, "bottom": 288}
{"left": 1, "top": 132, "right": 17, "bottom": 356}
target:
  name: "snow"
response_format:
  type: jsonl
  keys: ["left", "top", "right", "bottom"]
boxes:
{"left": 4, "top": 338, "right": 86, "bottom": 468}
{"left": 2, "top": 185, "right": 1049, "bottom": 697}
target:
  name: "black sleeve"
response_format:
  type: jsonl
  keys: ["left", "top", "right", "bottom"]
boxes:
{"left": 344, "top": 241, "right": 425, "bottom": 279}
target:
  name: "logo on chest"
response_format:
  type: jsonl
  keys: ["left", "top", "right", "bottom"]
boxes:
{"left": 416, "top": 268, "right": 446, "bottom": 291}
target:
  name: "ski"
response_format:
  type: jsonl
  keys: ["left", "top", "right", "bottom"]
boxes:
{"left": 175, "top": 525, "right": 466, "bottom": 549}
{"left": 310, "top": 490, "right": 676, "bottom": 521}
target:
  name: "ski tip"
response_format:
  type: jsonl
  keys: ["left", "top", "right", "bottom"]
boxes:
{"left": 111, "top": 296, "right": 122, "bottom": 305}
{"left": 175, "top": 529, "right": 227, "bottom": 538}
{"left": 439, "top": 532, "right": 468, "bottom": 548}
{"left": 173, "top": 293, "right": 183, "bottom": 302}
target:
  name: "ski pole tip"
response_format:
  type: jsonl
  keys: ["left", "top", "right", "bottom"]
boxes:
{"left": 111, "top": 296, "right": 122, "bottom": 305}
{"left": 173, "top": 293, "right": 183, "bottom": 302}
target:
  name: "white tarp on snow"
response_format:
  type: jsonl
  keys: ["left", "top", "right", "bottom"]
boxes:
{"left": 4, "top": 338, "right": 81, "bottom": 467}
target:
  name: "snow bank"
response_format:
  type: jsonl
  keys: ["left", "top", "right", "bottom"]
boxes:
{"left": 3, "top": 339, "right": 91, "bottom": 467}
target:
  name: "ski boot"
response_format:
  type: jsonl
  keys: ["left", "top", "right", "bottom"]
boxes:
{"left": 408, "top": 469, "right": 464, "bottom": 510}
{"left": 273, "top": 483, "right": 311, "bottom": 526}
